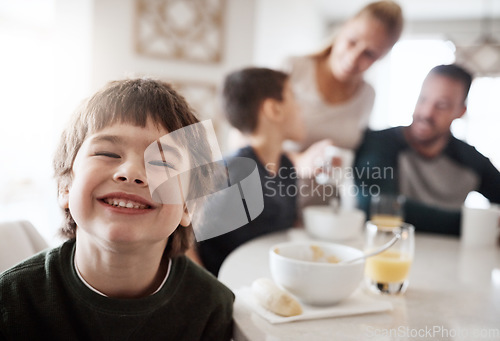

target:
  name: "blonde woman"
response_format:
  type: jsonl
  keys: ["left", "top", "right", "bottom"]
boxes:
{"left": 284, "top": 1, "right": 403, "bottom": 210}
{"left": 283, "top": 0, "right": 404, "bottom": 151}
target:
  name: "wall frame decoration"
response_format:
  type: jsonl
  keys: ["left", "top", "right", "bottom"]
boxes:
{"left": 171, "top": 80, "right": 218, "bottom": 120}
{"left": 135, "top": 0, "right": 226, "bottom": 63}
{"left": 171, "top": 80, "right": 227, "bottom": 146}
{"left": 452, "top": 0, "right": 500, "bottom": 76}
{"left": 454, "top": 42, "right": 500, "bottom": 77}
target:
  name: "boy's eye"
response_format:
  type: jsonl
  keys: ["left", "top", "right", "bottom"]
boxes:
{"left": 95, "top": 152, "right": 120, "bottom": 158}
{"left": 148, "top": 160, "right": 176, "bottom": 169}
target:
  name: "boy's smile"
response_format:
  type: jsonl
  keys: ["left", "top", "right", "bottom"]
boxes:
{"left": 60, "top": 119, "right": 191, "bottom": 245}
{"left": 98, "top": 192, "right": 156, "bottom": 213}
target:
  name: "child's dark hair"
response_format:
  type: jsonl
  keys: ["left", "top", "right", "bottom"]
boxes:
{"left": 53, "top": 78, "right": 213, "bottom": 258}
{"left": 429, "top": 64, "right": 473, "bottom": 102}
{"left": 222, "top": 67, "right": 289, "bottom": 134}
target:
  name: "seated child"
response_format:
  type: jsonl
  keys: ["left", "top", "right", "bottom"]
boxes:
{"left": 190, "top": 67, "right": 307, "bottom": 276}
{"left": 0, "top": 79, "right": 234, "bottom": 340}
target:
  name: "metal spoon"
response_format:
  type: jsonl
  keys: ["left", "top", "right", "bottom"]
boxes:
{"left": 338, "top": 232, "right": 402, "bottom": 265}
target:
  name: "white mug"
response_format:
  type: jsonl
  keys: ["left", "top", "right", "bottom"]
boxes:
{"left": 461, "top": 205, "right": 500, "bottom": 247}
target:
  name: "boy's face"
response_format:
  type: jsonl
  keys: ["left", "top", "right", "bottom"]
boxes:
{"left": 281, "top": 80, "right": 305, "bottom": 142}
{"left": 59, "top": 118, "right": 191, "bottom": 245}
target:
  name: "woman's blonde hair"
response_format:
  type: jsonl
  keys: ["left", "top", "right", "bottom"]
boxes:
{"left": 312, "top": 0, "right": 403, "bottom": 58}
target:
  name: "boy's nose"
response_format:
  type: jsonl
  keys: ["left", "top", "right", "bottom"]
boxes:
{"left": 115, "top": 176, "right": 145, "bottom": 185}
{"left": 114, "top": 161, "right": 148, "bottom": 186}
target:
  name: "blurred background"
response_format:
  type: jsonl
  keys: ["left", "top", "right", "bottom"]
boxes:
{"left": 1, "top": 0, "right": 499, "bottom": 245}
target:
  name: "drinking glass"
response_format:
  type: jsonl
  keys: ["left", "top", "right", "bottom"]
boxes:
{"left": 370, "top": 193, "right": 406, "bottom": 228}
{"left": 364, "top": 221, "right": 415, "bottom": 294}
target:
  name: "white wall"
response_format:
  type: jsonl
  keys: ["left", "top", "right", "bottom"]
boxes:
{"left": 54, "top": 0, "right": 93, "bottom": 134}
{"left": 90, "top": 0, "right": 257, "bottom": 91}
{"left": 0, "top": 0, "right": 95, "bottom": 246}
{"left": 253, "top": 0, "right": 325, "bottom": 67}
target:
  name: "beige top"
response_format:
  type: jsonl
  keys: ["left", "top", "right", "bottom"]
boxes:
{"left": 282, "top": 55, "right": 375, "bottom": 151}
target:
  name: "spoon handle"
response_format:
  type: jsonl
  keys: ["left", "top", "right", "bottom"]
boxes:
{"left": 339, "top": 232, "right": 401, "bottom": 265}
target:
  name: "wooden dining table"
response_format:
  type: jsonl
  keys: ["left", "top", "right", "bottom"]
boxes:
{"left": 218, "top": 228, "right": 500, "bottom": 341}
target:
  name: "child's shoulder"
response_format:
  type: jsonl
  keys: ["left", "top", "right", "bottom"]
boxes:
{"left": 172, "top": 256, "right": 234, "bottom": 300}
{"left": 230, "top": 145, "right": 254, "bottom": 159}
{"left": 0, "top": 241, "right": 70, "bottom": 286}
{"left": 225, "top": 146, "right": 262, "bottom": 168}
{"left": 169, "top": 256, "right": 234, "bottom": 339}
{"left": 0, "top": 241, "right": 73, "bottom": 317}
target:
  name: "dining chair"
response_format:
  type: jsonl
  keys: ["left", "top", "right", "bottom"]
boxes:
{"left": 0, "top": 220, "right": 49, "bottom": 273}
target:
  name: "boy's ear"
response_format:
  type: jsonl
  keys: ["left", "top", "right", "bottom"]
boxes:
{"left": 179, "top": 204, "right": 191, "bottom": 227}
{"left": 261, "top": 98, "right": 284, "bottom": 123}
{"left": 58, "top": 185, "right": 70, "bottom": 209}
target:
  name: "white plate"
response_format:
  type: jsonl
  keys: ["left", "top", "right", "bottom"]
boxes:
{"left": 235, "top": 286, "right": 392, "bottom": 324}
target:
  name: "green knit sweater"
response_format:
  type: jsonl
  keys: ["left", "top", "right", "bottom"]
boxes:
{"left": 0, "top": 239, "right": 234, "bottom": 340}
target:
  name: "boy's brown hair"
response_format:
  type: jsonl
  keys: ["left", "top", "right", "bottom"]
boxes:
{"left": 222, "top": 67, "right": 289, "bottom": 134}
{"left": 53, "top": 78, "right": 213, "bottom": 258}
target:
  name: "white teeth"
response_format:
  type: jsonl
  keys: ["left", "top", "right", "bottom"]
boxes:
{"left": 103, "top": 198, "right": 148, "bottom": 209}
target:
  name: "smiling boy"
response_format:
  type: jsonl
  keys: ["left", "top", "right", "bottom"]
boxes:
{"left": 0, "top": 79, "right": 234, "bottom": 340}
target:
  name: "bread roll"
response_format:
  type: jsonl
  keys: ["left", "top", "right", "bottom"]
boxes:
{"left": 251, "top": 278, "right": 303, "bottom": 317}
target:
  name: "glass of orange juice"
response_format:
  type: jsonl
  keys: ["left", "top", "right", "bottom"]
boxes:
{"left": 364, "top": 221, "right": 414, "bottom": 294}
{"left": 370, "top": 194, "right": 406, "bottom": 228}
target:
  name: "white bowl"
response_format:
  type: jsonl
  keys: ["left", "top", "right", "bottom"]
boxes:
{"left": 269, "top": 241, "right": 365, "bottom": 306}
{"left": 303, "top": 206, "right": 366, "bottom": 241}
